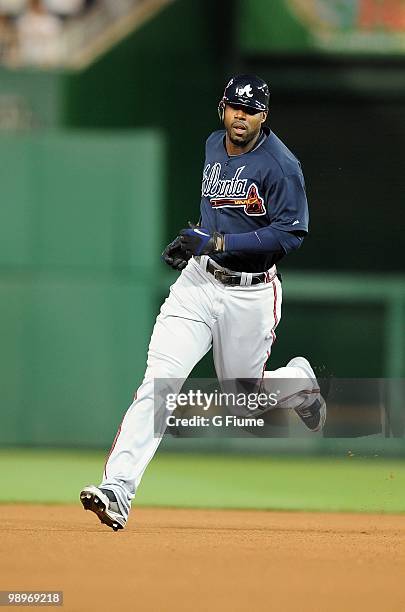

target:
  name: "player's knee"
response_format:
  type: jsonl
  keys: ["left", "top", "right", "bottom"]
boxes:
{"left": 146, "top": 356, "right": 189, "bottom": 381}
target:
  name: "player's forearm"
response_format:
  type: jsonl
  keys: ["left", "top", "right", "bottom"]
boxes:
{"left": 224, "top": 227, "right": 303, "bottom": 254}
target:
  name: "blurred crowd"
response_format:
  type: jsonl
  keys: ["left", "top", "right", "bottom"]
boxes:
{"left": 0, "top": 0, "right": 98, "bottom": 66}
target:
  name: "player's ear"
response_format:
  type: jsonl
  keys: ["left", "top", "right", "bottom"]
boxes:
{"left": 261, "top": 111, "right": 268, "bottom": 123}
{"left": 218, "top": 101, "right": 225, "bottom": 122}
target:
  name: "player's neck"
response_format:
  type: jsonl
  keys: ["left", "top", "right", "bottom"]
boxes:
{"left": 225, "top": 130, "right": 262, "bottom": 156}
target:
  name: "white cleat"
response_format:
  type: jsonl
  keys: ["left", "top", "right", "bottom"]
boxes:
{"left": 287, "top": 356, "right": 327, "bottom": 432}
{"left": 80, "top": 485, "right": 126, "bottom": 532}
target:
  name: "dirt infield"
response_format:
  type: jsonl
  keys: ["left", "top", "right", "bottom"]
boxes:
{"left": 1, "top": 505, "right": 405, "bottom": 612}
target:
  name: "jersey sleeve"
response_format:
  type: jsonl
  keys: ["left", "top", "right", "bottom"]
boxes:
{"left": 266, "top": 173, "right": 309, "bottom": 234}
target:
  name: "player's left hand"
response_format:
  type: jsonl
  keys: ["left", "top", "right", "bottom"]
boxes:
{"left": 179, "top": 227, "right": 225, "bottom": 256}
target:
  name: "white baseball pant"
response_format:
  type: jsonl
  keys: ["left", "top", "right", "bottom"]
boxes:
{"left": 100, "top": 256, "right": 318, "bottom": 518}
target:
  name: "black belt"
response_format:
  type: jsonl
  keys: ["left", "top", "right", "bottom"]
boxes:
{"left": 205, "top": 259, "right": 278, "bottom": 286}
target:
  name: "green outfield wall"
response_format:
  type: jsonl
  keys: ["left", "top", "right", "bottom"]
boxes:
{"left": 0, "top": 130, "right": 165, "bottom": 446}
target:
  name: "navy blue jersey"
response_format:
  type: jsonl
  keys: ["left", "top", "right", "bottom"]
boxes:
{"left": 200, "top": 127, "right": 309, "bottom": 272}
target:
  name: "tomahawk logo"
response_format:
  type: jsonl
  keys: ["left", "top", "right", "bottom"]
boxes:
{"left": 211, "top": 184, "right": 265, "bottom": 216}
{"left": 236, "top": 84, "right": 253, "bottom": 98}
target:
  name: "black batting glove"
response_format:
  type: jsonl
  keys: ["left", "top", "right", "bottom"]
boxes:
{"left": 161, "top": 236, "right": 191, "bottom": 271}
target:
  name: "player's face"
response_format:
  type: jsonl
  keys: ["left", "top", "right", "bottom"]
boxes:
{"left": 224, "top": 104, "right": 267, "bottom": 150}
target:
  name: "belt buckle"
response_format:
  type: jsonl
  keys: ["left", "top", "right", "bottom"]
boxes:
{"left": 213, "top": 268, "right": 226, "bottom": 282}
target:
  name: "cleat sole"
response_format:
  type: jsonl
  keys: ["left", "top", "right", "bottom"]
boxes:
{"left": 80, "top": 487, "right": 125, "bottom": 532}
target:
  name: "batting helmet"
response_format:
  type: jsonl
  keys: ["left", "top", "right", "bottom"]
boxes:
{"left": 218, "top": 74, "right": 270, "bottom": 121}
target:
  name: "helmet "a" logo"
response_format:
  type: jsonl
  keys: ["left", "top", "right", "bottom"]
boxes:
{"left": 236, "top": 84, "right": 253, "bottom": 98}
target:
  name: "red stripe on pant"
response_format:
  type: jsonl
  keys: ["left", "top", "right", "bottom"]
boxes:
{"left": 272, "top": 279, "right": 279, "bottom": 328}
{"left": 260, "top": 279, "right": 279, "bottom": 383}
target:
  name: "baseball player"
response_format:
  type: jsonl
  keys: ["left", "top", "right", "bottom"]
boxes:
{"left": 80, "top": 75, "right": 326, "bottom": 531}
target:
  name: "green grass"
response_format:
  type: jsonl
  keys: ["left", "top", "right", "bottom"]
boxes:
{"left": 0, "top": 449, "right": 404, "bottom": 513}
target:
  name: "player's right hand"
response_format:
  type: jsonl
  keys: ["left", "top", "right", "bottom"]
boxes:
{"left": 161, "top": 236, "right": 191, "bottom": 271}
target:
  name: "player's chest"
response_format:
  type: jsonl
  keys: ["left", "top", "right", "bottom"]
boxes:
{"left": 201, "top": 160, "right": 266, "bottom": 217}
